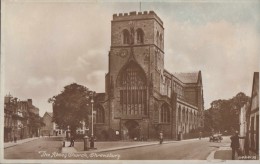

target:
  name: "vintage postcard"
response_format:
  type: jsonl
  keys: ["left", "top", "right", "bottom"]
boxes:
{"left": 1, "top": 0, "right": 259, "bottom": 163}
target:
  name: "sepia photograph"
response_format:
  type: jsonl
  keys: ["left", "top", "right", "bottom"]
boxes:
{"left": 1, "top": 0, "right": 259, "bottom": 163}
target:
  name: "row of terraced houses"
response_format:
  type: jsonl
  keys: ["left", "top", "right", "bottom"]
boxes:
{"left": 4, "top": 94, "right": 41, "bottom": 142}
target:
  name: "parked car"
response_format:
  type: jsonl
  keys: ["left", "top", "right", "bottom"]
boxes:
{"left": 209, "top": 134, "right": 223, "bottom": 142}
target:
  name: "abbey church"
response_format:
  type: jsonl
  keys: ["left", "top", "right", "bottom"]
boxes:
{"left": 92, "top": 11, "right": 204, "bottom": 140}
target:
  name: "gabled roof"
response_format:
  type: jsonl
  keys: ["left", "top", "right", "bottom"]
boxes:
{"left": 173, "top": 72, "right": 199, "bottom": 84}
{"left": 44, "top": 112, "right": 53, "bottom": 118}
{"left": 47, "top": 112, "right": 53, "bottom": 117}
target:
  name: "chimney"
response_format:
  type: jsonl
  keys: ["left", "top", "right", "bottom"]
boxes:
{"left": 28, "top": 99, "right": 32, "bottom": 106}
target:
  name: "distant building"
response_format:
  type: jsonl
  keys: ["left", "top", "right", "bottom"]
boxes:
{"left": 247, "top": 72, "right": 259, "bottom": 156}
{"left": 90, "top": 11, "right": 204, "bottom": 140}
{"left": 41, "top": 112, "right": 54, "bottom": 136}
{"left": 41, "top": 112, "right": 64, "bottom": 136}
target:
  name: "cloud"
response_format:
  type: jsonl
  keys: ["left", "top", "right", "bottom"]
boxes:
{"left": 27, "top": 76, "right": 55, "bottom": 87}
{"left": 164, "top": 19, "right": 259, "bottom": 108}
{"left": 2, "top": 1, "right": 259, "bottom": 116}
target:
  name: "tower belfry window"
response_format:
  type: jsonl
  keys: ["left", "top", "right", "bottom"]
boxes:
{"left": 156, "top": 31, "right": 159, "bottom": 45}
{"left": 160, "top": 34, "right": 163, "bottom": 47}
{"left": 136, "top": 28, "right": 144, "bottom": 44}
{"left": 123, "top": 29, "right": 130, "bottom": 44}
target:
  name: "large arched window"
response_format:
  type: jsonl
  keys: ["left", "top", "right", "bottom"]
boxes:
{"left": 156, "top": 31, "right": 159, "bottom": 45}
{"left": 95, "top": 105, "right": 105, "bottom": 123}
{"left": 186, "top": 110, "right": 188, "bottom": 122}
{"left": 182, "top": 107, "right": 185, "bottom": 122}
{"left": 118, "top": 62, "right": 147, "bottom": 115}
{"left": 192, "top": 112, "right": 195, "bottom": 123}
{"left": 136, "top": 28, "right": 144, "bottom": 44}
{"left": 189, "top": 111, "right": 192, "bottom": 124}
{"left": 159, "top": 34, "right": 163, "bottom": 47}
{"left": 123, "top": 29, "right": 130, "bottom": 44}
{"left": 160, "top": 104, "right": 170, "bottom": 123}
{"left": 155, "top": 50, "right": 158, "bottom": 69}
{"left": 178, "top": 106, "right": 181, "bottom": 123}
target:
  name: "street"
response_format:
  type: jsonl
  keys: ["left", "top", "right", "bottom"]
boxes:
{"left": 108, "top": 137, "right": 230, "bottom": 160}
{"left": 4, "top": 136, "right": 63, "bottom": 159}
{"left": 4, "top": 136, "right": 231, "bottom": 160}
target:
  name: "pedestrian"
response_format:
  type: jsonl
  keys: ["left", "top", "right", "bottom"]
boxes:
{"left": 199, "top": 131, "right": 202, "bottom": 140}
{"left": 69, "top": 135, "right": 74, "bottom": 147}
{"left": 230, "top": 131, "right": 240, "bottom": 160}
{"left": 14, "top": 135, "right": 17, "bottom": 143}
{"left": 159, "top": 131, "right": 163, "bottom": 144}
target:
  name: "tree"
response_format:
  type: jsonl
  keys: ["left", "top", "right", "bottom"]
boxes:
{"left": 48, "top": 83, "right": 92, "bottom": 135}
{"left": 27, "top": 112, "right": 45, "bottom": 137}
{"left": 204, "top": 92, "right": 250, "bottom": 132}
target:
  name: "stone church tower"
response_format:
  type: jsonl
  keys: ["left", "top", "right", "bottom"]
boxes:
{"left": 94, "top": 11, "right": 204, "bottom": 140}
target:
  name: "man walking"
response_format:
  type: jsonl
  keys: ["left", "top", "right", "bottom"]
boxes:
{"left": 159, "top": 131, "right": 163, "bottom": 144}
{"left": 230, "top": 131, "right": 240, "bottom": 160}
{"left": 69, "top": 135, "right": 75, "bottom": 147}
{"left": 199, "top": 131, "right": 202, "bottom": 140}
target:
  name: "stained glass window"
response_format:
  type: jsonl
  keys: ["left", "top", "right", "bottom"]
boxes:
{"left": 119, "top": 62, "right": 147, "bottom": 115}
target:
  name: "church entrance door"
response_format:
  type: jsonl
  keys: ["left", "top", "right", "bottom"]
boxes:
{"left": 124, "top": 120, "right": 140, "bottom": 140}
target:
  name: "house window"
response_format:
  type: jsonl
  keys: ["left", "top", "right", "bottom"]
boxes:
{"left": 119, "top": 61, "right": 147, "bottom": 115}
{"left": 160, "top": 104, "right": 170, "bottom": 123}
{"left": 123, "top": 29, "right": 130, "bottom": 44}
{"left": 136, "top": 28, "right": 144, "bottom": 43}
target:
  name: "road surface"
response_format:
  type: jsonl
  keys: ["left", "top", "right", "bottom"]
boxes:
{"left": 4, "top": 136, "right": 231, "bottom": 160}
{"left": 110, "top": 137, "right": 230, "bottom": 160}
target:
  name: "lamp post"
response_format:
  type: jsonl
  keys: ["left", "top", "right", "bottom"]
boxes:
{"left": 83, "top": 93, "right": 90, "bottom": 151}
{"left": 89, "top": 91, "right": 96, "bottom": 149}
{"left": 91, "top": 98, "right": 94, "bottom": 136}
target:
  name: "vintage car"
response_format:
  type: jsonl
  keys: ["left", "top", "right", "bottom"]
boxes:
{"left": 209, "top": 134, "right": 223, "bottom": 142}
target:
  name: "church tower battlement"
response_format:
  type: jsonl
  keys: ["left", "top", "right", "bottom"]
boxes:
{"left": 112, "top": 11, "right": 163, "bottom": 27}
{"left": 111, "top": 11, "right": 164, "bottom": 51}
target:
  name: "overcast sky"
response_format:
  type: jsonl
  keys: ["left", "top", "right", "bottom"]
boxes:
{"left": 2, "top": 0, "right": 259, "bottom": 116}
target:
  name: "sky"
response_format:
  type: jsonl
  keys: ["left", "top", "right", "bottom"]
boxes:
{"left": 2, "top": 0, "right": 259, "bottom": 116}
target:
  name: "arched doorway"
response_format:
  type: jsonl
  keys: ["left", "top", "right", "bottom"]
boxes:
{"left": 124, "top": 120, "right": 140, "bottom": 140}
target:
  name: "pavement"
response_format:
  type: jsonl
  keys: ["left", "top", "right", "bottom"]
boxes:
{"left": 4, "top": 136, "right": 63, "bottom": 149}
{"left": 206, "top": 143, "right": 236, "bottom": 161}
{"left": 211, "top": 145, "right": 259, "bottom": 160}
{"left": 4, "top": 137, "right": 40, "bottom": 149}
